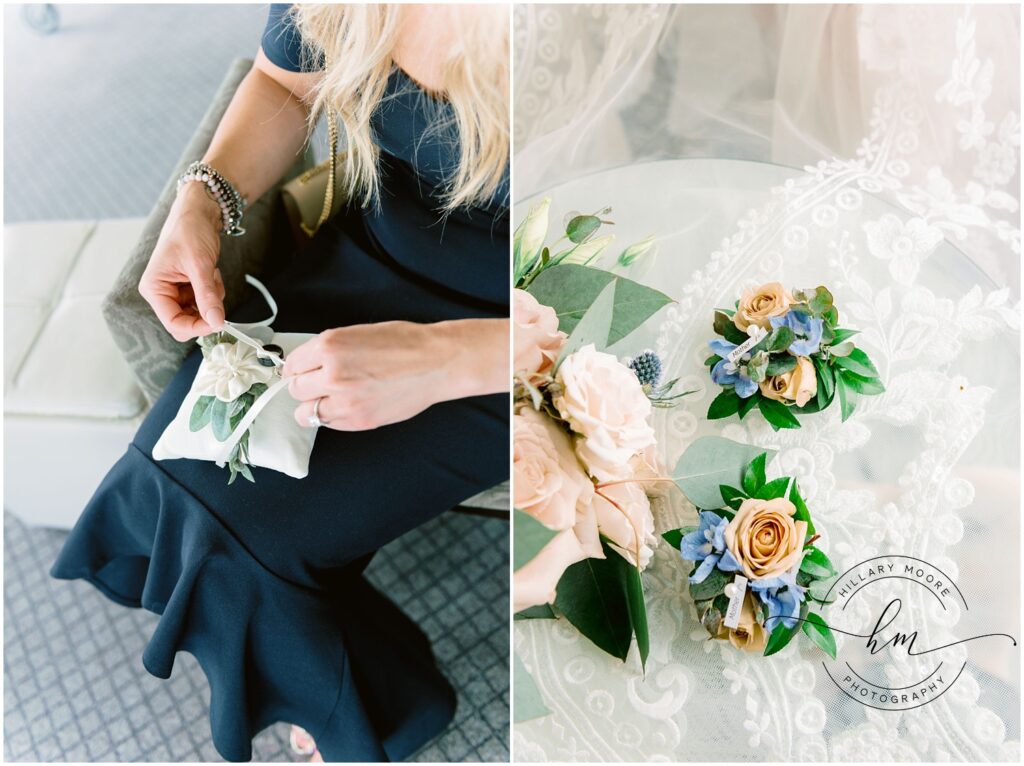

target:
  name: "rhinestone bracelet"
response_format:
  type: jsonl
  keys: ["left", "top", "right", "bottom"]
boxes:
{"left": 176, "top": 161, "right": 248, "bottom": 237}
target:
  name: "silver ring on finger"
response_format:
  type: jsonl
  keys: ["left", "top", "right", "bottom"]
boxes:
{"left": 308, "top": 396, "right": 325, "bottom": 428}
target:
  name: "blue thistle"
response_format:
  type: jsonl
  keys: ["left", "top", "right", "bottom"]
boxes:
{"left": 628, "top": 350, "right": 662, "bottom": 387}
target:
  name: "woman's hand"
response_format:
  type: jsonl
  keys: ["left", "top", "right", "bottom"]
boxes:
{"left": 282, "top": 318, "right": 510, "bottom": 431}
{"left": 138, "top": 182, "right": 227, "bottom": 341}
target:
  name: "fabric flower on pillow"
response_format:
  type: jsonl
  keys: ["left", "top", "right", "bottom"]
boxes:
{"left": 194, "top": 341, "right": 275, "bottom": 403}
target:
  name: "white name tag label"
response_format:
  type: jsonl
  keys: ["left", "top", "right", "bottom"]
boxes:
{"left": 726, "top": 328, "right": 766, "bottom": 364}
{"left": 723, "top": 575, "right": 749, "bottom": 629}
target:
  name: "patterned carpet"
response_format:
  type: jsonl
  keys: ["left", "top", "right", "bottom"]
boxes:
{"left": 3, "top": 3, "right": 509, "bottom": 761}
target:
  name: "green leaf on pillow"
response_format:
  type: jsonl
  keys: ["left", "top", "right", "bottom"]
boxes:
{"left": 513, "top": 653, "right": 550, "bottom": 723}
{"left": 713, "top": 311, "right": 748, "bottom": 344}
{"left": 765, "top": 355, "right": 798, "bottom": 376}
{"left": 211, "top": 398, "right": 233, "bottom": 441}
{"left": 719, "top": 484, "right": 747, "bottom": 510}
{"left": 189, "top": 395, "right": 216, "bottom": 432}
{"left": 662, "top": 526, "right": 696, "bottom": 549}
{"left": 837, "top": 374, "right": 857, "bottom": 421}
{"left": 690, "top": 567, "right": 731, "bottom": 602}
{"left": 738, "top": 392, "right": 760, "bottom": 419}
{"left": 741, "top": 452, "right": 767, "bottom": 495}
{"left": 789, "top": 482, "right": 816, "bottom": 537}
{"left": 514, "top": 603, "right": 557, "bottom": 620}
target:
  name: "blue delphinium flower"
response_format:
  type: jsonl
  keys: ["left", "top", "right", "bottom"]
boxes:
{"left": 769, "top": 310, "right": 823, "bottom": 357}
{"left": 708, "top": 339, "right": 758, "bottom": 398}
{"left": 751, "top": 571, "right": 807, "bottom": 630}
{"left": 679, "top": 511, "right": 743, "bottom": 583}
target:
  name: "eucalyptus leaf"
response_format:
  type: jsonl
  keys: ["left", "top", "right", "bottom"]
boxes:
{"left": 673, "top": 436, "right": 776, "bottom": 510}
{"left": 766, "top": 355, "right": 798, "bottom": 376}
{"left": 566, "top": 214, "right": 602, "bottom": 244}
{"left": 829, "top": 340, "right": 856, "bottom": 357}
{"left": 808, "top": 286, "right": 834, "bottom": 316}
{"left": 800, "top": 546, "right": 837, "bottom": 578}
{"left": 513, "top": 653, "right": 550, "bottom": 723}
{"left": 690, "top": 567, "right": 730, "bottom": 601}
{"left": 767, "top": 326, "right": 795, "bottom": 352}
{"left": 527, "top": 264, "right": 673, "bottom": 345}
{"left": 514, "top": 509, "right": 558, "bottom": 571}
{"left": 556, "top": 279, "right": 616, "bottom": 364}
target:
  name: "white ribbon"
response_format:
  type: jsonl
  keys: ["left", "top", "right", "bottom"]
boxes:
{"left": 207, "top": 275, "right": 308, "bottom": 467}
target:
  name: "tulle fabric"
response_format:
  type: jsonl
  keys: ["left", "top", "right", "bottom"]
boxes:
{"left": 515, "top": 3, "right": 1020, "bottom": 289}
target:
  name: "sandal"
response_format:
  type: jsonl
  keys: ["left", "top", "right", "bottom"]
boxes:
{"left": 289, "top": 725, "right": 321, "bottom": 761}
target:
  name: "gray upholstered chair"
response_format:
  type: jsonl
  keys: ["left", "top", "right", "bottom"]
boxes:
{"left": 103, "top": 57, "right": 508, "bottom": 515}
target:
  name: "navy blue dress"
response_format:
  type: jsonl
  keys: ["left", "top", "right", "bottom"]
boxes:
{"left": 50, "top": 5, "right": 509, "bottom": 761}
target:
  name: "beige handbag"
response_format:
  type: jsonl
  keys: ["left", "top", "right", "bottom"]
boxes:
{"left": 280, "top": 101, "right": 346, "bottom": 247}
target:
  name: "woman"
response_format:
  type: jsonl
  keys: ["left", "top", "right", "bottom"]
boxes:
{"left": 51, "top": 3, "right": 510, "bottom": 762}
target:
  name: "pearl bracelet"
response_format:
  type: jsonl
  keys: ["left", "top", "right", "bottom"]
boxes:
{"left": 176, "top": 161, "right": 248, "bottom": 237}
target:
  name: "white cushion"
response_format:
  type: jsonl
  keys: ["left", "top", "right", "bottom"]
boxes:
{"left": 4, "top": 218, "right": 148, "bottom": 418}
{"left": 4, "top": 218, "right": 149, "bottom": 529}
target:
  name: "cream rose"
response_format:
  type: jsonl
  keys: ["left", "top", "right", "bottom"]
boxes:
{"left": 759, "top": 356, "right": 817, "bottom": 407}
{"left": 716, "top": 591, "right": 768, "bottom": 652}
{"left": 724, "top": 497, "right": 808, "bottom": 580}
{"left": 513, "top": 405, "right": 601, "bottom": 612}
{"left": 513, "top": 289, "right": 566, "bottom": 377}
{"left": 734, "top": 282, "right": 795, "bottom": 332}
{"left": 553, "top": 344, "right": 656, "bottom": 481}
{"left": 194, "top": 341, "right": 275, "bottom": 403}
{"left": 588, "top": 481, "right": 657, "bottom": 570}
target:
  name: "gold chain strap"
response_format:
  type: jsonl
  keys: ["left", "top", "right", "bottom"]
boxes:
{"left": 317, "top": 106, "right": 338, "bottom": 231}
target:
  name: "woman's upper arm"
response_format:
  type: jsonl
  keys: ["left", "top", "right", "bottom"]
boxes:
{"left": 254, "top": 3, "right": 324, "bottom": 103}
{"left": 253, "top": 47, "right": 321, "bottom": 105}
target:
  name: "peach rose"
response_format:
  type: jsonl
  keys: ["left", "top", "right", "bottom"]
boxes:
{"left": 553, "top": 344, "right": 656, "bottom": 481}
{"left": 724, "top": 497, "right": 808, "bottom": 580}
{"left": 513, "top": 289, "right": 566, "bottom": 377}
{"left": 734, "top": 282, "right": 795, "bottom": 332}
{"left": 513, "top": 405, "right": 602, "bottom": 612}
{"left": 629, "top": 443, "right": 671, "bottom": 500}
{"left": 514, "top": 405, "right": 593, "bottom": 530}
{"left": 716, "top": 591, "right": 768, "bottom": 652}
{"left": 588, "top": 481, "right": 657, "bottom": 570}
{"left": 759, "top": 356, "right": 817, "bottom": 407}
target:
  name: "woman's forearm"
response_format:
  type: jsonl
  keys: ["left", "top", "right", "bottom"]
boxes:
{"left": 436, "top": 318, "right": 511, "bottom": 400}
{"left": 199, "top": 60, "right": 313, "bottom": 206}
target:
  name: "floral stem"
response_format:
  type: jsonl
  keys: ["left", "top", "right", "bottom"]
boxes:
{"left": 595, "top": 477, "right": 677, "bottom": 490}
{"left": 594, "top": 487, "right": 643, "bottom": 571}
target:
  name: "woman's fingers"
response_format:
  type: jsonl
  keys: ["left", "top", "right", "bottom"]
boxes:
{"left": 141, "top": 278, "right": 212, "bottom": 341}
{"left": 183, "top": 257, "right": 225, "bottom": 330}
{"left": 281, "top": 335, "right": 329, "bottom": 378}
{"left": 286, "top": 367, "right": 330, "bottom": 402}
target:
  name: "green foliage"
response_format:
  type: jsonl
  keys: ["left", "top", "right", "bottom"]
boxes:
{"left": 754, "top": 477, "right": 792, "bottom": 500}
{"left": 757, "top": 397, "right": 802, "bottom": 430}
{"left": 554, "top": 541, "right": 649, "bottom": 666}
{"left": 802, "top": 611, "right": 837, "bottom": 659}
{"left": 189, "top": 396, "right": 217, "bottom": 432}
{"left": 713, "top": 310, "right": 748, "bottom": 344}
{"left": 763, "top": 602, "right": 808, "bottom": 657}
{"left": 527, "top": 264, "right": 673, "bottom": 346}
{"left": 708, "top": 389, "right": 742, "bottom": 420}
{"left": 556, "top": 279, "right": 617, "bottom": 365}
{"left": 741, "top": 452, "right": 768, "bottom": 495}
{"left": 800, "top": 546, "right": 837, "bottom": 579}
{"left": 673, "top": 436, "right": 776, "bottom": 510}
{"left": 514, "top": 509, "right": 558, "bottom": 570}
{"left": 690, "top": 567, "right": 730, "bottom": 602}
{"left": 566, "top": 214, "right": 602, "bottom": 244}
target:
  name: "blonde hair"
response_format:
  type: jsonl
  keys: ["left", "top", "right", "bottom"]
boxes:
{"left": 290, "top": 4, "right": 509, "bottom": 212}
